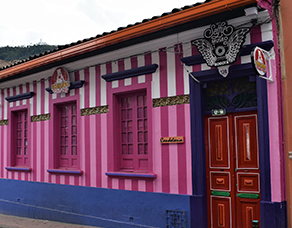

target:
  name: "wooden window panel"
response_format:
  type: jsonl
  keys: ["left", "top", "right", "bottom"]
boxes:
{"left": 120, "top": 92, "right": 148, "bottom": 171}
{"left": 58, "top": 103, "right": 78, "bottom": 169}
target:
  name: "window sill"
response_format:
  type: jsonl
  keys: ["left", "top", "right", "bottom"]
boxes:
{"left": 105, "top": 172, "right": 157, "bottom": 179}
{"left": 47, "top": 169, "right": 83, "bottom": 175}
{"left": 5, "top": 167, "right": 32, "bottom": 172}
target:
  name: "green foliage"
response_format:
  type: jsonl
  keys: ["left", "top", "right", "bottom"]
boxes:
{"left": 0, "top": 44, "right": 57, "bottom": 61}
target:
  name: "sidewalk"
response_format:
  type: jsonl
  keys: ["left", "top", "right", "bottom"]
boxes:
{"left": 0, "top": 214, "right": 100, "bottom": 228}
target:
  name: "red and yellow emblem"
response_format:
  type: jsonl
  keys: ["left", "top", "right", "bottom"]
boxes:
{"left": 51, "top": 67, "right": 70, "bottom": 93}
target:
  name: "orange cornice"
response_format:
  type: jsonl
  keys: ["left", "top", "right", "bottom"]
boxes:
{"left": 0, "top": 0, "right": 257, "bottom": 80}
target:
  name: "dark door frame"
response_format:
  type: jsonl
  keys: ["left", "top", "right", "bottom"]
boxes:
{"left": 189, "top": 63, "right": 271, "bottom": 227}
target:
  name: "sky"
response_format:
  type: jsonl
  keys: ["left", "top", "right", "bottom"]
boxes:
{"left": 0, "top": 0, "right": 200, "bottom": 47}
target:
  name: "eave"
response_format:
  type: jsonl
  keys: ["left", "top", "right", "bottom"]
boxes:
{"left": 0, "top": 0, "right": 257, "bottom": 81}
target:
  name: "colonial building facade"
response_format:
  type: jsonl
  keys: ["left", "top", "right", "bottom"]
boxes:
{"left": 0, "top": 0, "right": 286, "bottom": 227}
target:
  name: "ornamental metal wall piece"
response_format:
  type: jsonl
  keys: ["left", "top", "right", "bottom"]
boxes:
{"left": 192, "top": 21, "right": 250, "bottom": 68}
{"left": 153, "top": 95, "right": 190, "bottom": 108}
{"left": 0, "top": 119, "right": 9, "bottom": 126}
{"left": 31, "top": 114, "right": 51, "bottom": 122}
{"left": 81, "top": 105, "right": 109, "bottom": 116}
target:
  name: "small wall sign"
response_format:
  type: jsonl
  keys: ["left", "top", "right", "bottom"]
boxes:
{"left": 212, "top": 109, "right": 226, "bottom": 116}
{"left": 160, "top": 136, "right": 184, "bottom": 144}
{"left": 51, "top": 67, "right": 70, "bottom": 93}
{"left": 251, "top": 46, "right": 267, "bottom": 76}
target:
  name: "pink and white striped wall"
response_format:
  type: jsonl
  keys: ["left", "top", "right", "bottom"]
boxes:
{"left": 0, "top": 17, "right": 284, "bottom": 201}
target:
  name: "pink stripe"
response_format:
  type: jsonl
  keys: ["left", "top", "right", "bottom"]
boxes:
{"left": 168, "top": 105, "right": 178, "bottom": 194}
{"left": 251, "top": 26, "right": 262, "bottom": 44}
{"left": 131, "top": 57, "right": 138, "bottom": 85}
{"left": 90, "top": 115, "right": 97, "bottom": 187}
{"left": 96, "top": 115, "right": 102, "bottom": 187}
{"left": 106, "top": 62, "right": 113, "bottom": 189}
{"left": 1, "top": 90, "right": 4, "bottom": 119}
{"left": 112, "top": 178, "right": 119, "bottom": 189}
{"left": 95, "top": 66, "right": 101, "bottom": 107}
{"left": 36, "top": 122, "right": 41, "bottom": 182}
{"left": 19, "top": 86, "right": 23, "bottom": 105}
{"left": 159, "top": 49, "right": 168, "bottom": 97}
{"left": 132, "top": 179, "right": 138, "bottom": 191}
{"left": 153, "top": 107, "right": 162, "bottom": 192}
{"left": 101, "top": 114, "right": 108, "bottom": 188}
{"left": 146, "top": 180, "right": 153, "bottom": 192}
{"left": 184, "top": 104, "right": 192, "bottom": 195}
{"left": 175, "top": 44, "right": 184, "bottom": 95}
{"left": 125, "top": 179, "right": 132, "bottom": 190}
{"left": 138, "top": 180, "right": 146, "bottom": 191}
{"left": 119, "top": 178, "right": 125, "bottom": 190}
{"left": 161, "top": 106, "right": 170, "bottom": 193}
{"left": 4, "top": 126, "right": 8, "bottom": 178}
{"left": 177, "top": 105, "right": 187, "bottom": 194}
{"left": 118, "top": 60, "right": 125, "bottom": 87}
{"left": 65, "top": 176, "right": 69, "bottom": 185}
{"left": 44, "top": 120, "right": 49, "bottom": 183}
{"left": 85, "top": 116, "right": 91, "bottom": 186}
{"left": 32, "top": 82, "right": 37, "bottom": 181}
{"left": 145, "top": 53, "right": 152, "bottom": 83}
{"left": 84, "top": 68, "right": 90, "bottom": 108}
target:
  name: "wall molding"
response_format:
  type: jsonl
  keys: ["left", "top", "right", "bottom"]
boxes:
{"left": 153, "top": 95, "right": 190, "bottom": 107}
{"left": 81, "top": 105, "right": 109, "bottom": 116}
{"left": 31, "top": 114, "right": 51, "bottom": 122}
{"left": 0, "top": 120, "right": 9, "bottom": 125}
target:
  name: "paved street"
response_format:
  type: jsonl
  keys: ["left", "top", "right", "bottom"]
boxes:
{"left": 0, "top": 214, "right": 99, "bottom": 228}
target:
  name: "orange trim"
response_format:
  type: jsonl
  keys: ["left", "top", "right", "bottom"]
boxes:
{"left": 0, "top": 0, "right": 256, "bottom": 80}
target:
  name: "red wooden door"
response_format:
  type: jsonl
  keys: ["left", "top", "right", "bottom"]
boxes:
{"left": 205, "top": 112, "right": 261, "bottom": 228}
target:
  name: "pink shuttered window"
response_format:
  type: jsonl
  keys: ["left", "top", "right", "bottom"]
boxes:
{"left": 13, "top": 110, "right": 28, "bottom": 166}
{"left": 120, "top": 92, "right": 148, "bottom": 171}
{"left": 58, "top": 103, "right": 78, "bottom": 169}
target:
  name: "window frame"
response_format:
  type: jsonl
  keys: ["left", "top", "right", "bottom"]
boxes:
{"left": 49, "top": 95, "right": 81, "bottom": 171}
{"left": 8, "top": 104, "right": 31, "bottom": 168}
{"left": 109, "top": 82, "right": 153, "bottom": 174}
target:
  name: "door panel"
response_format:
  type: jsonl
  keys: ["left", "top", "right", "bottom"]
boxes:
{"left": 211, "top": 196, "right": 231, "bottom": 228}
{"left": 208, "top": 117, "right": 230, "bottom": 169}
{"left": 206, "top": 112, "right": 260, "bottom": 228}
{"left": 235, "top": 115, "right": 259, "bottom": 170}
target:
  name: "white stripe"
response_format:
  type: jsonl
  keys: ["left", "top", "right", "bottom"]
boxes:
{"left": 70, "top": 72, "right": 75, "bottom": 96}
{"left": 167, "top": 48, "right": 176, "bottom": 97}
{"left": 9, "top": 88, "right": 13, "bottom": 108}
{"left": 138, "top": 180, "right": 146, "bottom": 191}
{"left": 124, "top": 58, "right": 132, "bottom": 86}
{"left": 261, "top": 23, "right": 273, "bottom": 41}
{"left": 100, "top": 64, "right": 107, "bottom": 106}
{"left": 201, "top": 63, "right": 211, "bottom": 71}
{"left": 22, "top": 84, "right": 27, "bottom": 105}
{"left": 79, "top": 70, "right": 85, "bottom": 109}
{"left": 44, "top": 80, "right": 49, "bottom": 113}
{"left": 151, "top": 52, "right": 160, "bottom": 99}
{"left": 241, "top": 55, "right": 251, "bottom": 64}
{"left": 37, "top": 82, "right": 41, "bottom": 115}
{"left": 4, "top": 89, "right": 7, "bottom": 119}
{"left": 137, "top": 55, "right": 146, "bottom": 83}
{"left": 16, "top": 87, "right": 20, "bottom": 107}
{"left": 111, "top": 62, "right": 119, "bottom": 88}
{"left": 30, "top": 83, "right": 34, "bottom": 116}
{"left": 89, "top": 67, "right": 96, "bottom": 107}
{"left": 183, "top": 43, "right": 191, "bottom": 95}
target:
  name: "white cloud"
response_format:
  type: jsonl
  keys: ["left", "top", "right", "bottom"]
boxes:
{"left": 0, "top": 0, "right": 199, "bottom": 47}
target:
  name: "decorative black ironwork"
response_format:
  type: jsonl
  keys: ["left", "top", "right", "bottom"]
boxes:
{"left": 203, "top": 77, "right": 257, "bottom": 112}
{"left": 192, "top": 21, "right": 250, "bottom": 67}
{"left": 166, "top": 210, "right": 186, "bottom": 228}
